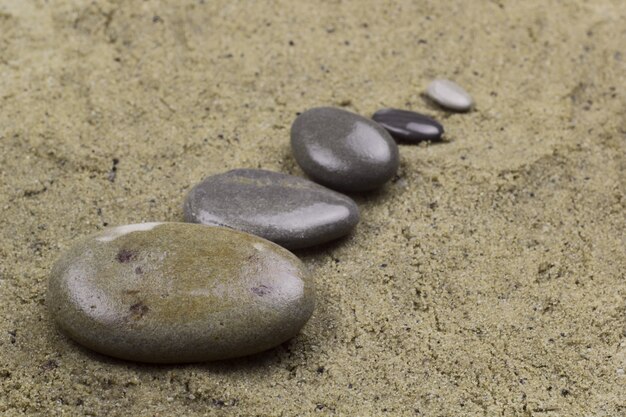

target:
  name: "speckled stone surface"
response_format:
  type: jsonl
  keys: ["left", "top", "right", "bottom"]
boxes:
{"left": 290, "top": 107, "right": 399, "bottom": 192}
{"left": 372, "top": 108, "right": 444, "bottom": 142}
{"left": 183, "top": 169, "right": 360, "bottom": 249}
{"left": 47, "top": 222, "right": 315, "bottom": 363}
{"left": 426, "top": 79, "right": 474, "bottom": 112}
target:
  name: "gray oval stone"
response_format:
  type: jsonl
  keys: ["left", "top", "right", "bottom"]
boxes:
{"left": 47, "top": 222, "right": 315, "bottom": 363}
{"left": 426, "top": 79, "right": 474, "bottom": 112}
{"left": 183, "top": 169, "right": 359, "bottom": 250}
{"left": 290, "top": 107, "right": 400, "bottom": 192}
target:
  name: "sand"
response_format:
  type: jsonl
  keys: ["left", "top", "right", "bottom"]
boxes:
{"left": 0, "top": 0, "right": 624, "bottom": 415}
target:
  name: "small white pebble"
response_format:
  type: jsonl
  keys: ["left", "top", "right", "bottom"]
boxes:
{"left": 426, "top": 79, "right": 474, "bottom": 112}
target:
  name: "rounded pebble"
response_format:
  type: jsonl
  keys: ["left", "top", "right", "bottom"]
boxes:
{"left": 47, "top": 222, "right": 315, "bottom": 363}
{"left": 183, "top": 169, "right": 360, "bottom": 249}
{"left": 426, "top": 79, "right": 474, "bottom": 112}
{"left": 372, "top": 108, "right": 444, "bottom": 142}
{"left": 290, "top": 107, "right": 399, "bottom": 192}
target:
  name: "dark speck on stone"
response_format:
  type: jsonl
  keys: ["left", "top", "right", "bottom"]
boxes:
{"left": 116, "top": 249, "right": 136, "bottom": 263}
{"left": 129, "top": 302, "right": 149, "bottom": 318}
{"left": 252, "top": 285, "right": 271, "bottom": 296}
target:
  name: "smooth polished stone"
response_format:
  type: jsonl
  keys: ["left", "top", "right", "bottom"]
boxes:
{"left": 183, "top": 169, "right": 359, "bottom": 249}
{"left": 426, "top": 79, "right": 474, "bottom": 112}
{"left": 372, "top": 108, "right": 444, "bottom": 142}
{"left": 290, "top": 107, "right": 399, "bottom": 192}
{"left": 47, "top": 222, "right": 315, "bottom": 363}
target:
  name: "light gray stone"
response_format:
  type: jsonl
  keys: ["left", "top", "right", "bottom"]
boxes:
{"left": 426, "top": 79, "right": 474, "bottom": 112}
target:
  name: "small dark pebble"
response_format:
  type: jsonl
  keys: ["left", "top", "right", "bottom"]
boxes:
{"left": 41, "top": 359, "right": 59, "bottom": 371}
{"left": 107, "top": 159, "right": 119, "bottom": 182}
{"left": 213, "top": 399, "right": 226, "bottom": 408}
{"left": 372, "top": 108, "right": 444, "bottom": 143}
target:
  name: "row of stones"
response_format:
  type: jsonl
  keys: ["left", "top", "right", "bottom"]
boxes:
{"left": 293, "top": 79, "right": 474, "bottom": 191}
{"left": 184, "top": 79, "right": 473, "bottom": 249}
{"left": 47, "top": 79, "right": 473, "bottom": 363}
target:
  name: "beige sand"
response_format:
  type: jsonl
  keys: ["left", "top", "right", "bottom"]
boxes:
{"left": 0, "top": 0, "right": 624, "bottom": 415}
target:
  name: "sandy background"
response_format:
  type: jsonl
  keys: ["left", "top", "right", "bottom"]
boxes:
{"left": 0, "top": 0, "right": 625, "bottom": 415}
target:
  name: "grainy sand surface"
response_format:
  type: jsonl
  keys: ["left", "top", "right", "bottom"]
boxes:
{"left": 0, "top": 1, "right": 625, "bottom": 415}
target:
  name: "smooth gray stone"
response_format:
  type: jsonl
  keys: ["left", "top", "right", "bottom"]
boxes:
{"left": 290, "top": 107, "right": 399, "bottom": 192}
{"left": 426, "top": 79, "right": 474, "bottom": 112}
{"left": 47, "top": 222, "right": 315, "bottom": 364}
{"left": 183, "top": 169, "right": 359, "bottom": 249}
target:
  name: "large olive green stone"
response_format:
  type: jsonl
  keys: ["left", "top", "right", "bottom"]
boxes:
{"left": 47, "top": 222, "right": 315, "bottom": 363}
